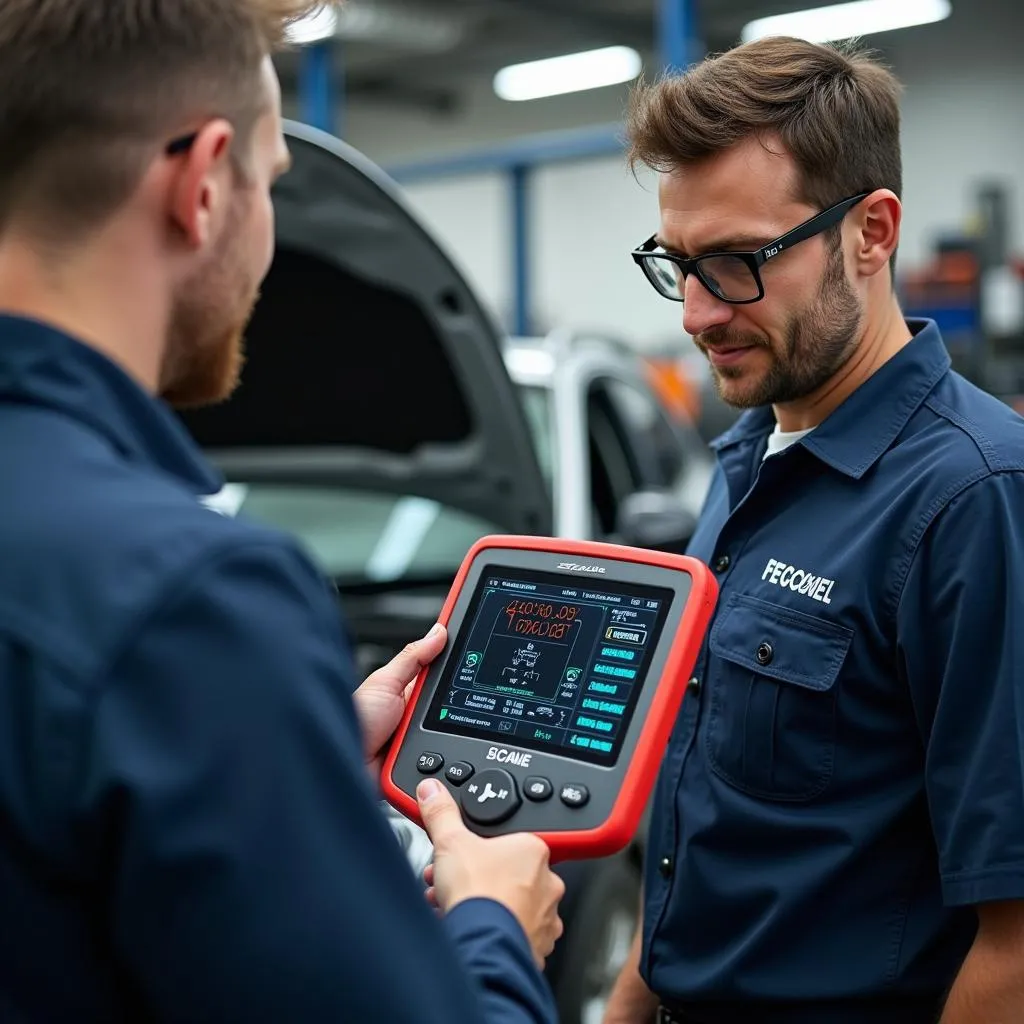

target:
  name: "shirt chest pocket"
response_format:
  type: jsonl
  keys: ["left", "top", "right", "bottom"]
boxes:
{"left": 704, "top": 593, "right": 853, "bottom": 802}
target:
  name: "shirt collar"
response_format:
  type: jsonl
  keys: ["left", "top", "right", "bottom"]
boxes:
{"left": 710, "top": 319, "right": 951, "bottom": 479}
{"left": 0, "top": 314, "right": 223, "bottom": 494}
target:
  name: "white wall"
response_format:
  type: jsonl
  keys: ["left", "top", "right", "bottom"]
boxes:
{"left": 889, "top": 7, "right": 1024, "bottom": 269}
{"left": 399, "top": 173, "right": 510, "bottom": 323}
{"left": 531, "top": 158, "right": 684, "bottom": 344}
{"left": 341, "top": 0, "right": 1024, "bottom": 345}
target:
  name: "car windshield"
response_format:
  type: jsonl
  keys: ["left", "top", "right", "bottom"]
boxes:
{"left": 207, "top": 484, "right": 502, "bottom": 585}
{"left": 204, "top": 383, "right": 555, "bottom": 586}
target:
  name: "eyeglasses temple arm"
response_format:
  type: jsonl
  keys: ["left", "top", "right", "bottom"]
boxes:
{"left": 759, "top": 192, "right": 872, "bottom": 261}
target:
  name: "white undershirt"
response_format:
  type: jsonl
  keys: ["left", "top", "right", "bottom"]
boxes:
{"left": 763, "top": 423, "right": 814, "bottom": 460}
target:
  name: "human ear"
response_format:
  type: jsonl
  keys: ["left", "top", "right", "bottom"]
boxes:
{"left": 852, "top": 189, "right": 901, "bottom": 280}
{"left": 167, "top": 119, "right": 234, "bottom": 250}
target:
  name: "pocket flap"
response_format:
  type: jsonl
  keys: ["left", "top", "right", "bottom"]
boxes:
{"left": 709, "top": 593, "right": 853, "bottom": 692}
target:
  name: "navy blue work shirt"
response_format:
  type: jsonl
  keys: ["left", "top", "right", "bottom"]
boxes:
{"left": 0, "top": 315, "right": 555, "bottom": 1024}
{"left": 643, "top": 320, "right": 1024, "bottom": 1023}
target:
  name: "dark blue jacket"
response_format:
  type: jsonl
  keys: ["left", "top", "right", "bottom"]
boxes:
{"left": 0, "top": 315, "right": 556, "bottom": 1024}
{"left": 643, "top": 320, "right": 1024, "bottom": 1023}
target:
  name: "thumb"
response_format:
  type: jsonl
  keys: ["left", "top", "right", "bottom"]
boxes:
{"left": 375, "top": 623, "right": 448, "bottom": 695}
{"left": 417, "top": 779, "right": 466, "bottom": 850}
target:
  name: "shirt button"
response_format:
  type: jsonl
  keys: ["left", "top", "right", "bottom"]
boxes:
{"left": 687, "top": 676, "right": 701, "bottom": 695}
{"left": 713, "top": 555, "right": 731, "bottom": 573}
{"left": 659, "top": 856, "right": 674, "bottom": 878}
{"left": 756, "top": 642, "right": 774, "bottom": 666}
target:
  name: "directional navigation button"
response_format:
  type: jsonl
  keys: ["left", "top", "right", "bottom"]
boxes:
{"left": 461, "top": 769, "right": 521, "bottom": 825}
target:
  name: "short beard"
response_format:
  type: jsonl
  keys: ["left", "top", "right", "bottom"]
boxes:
{"left": 702, "top": 240, "right": 862, "bottom": 410}
{"left": 159, "top": 195, "right": 258, "bottom": 410}
{"left": 159, "top": 319, "right": 249, "bottom": 410}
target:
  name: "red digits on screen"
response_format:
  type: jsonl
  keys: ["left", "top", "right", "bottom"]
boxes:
{"left": 506, "top": 613, "right": 574, "bottom": 638}
{"left": 504, "top": 600, "right": 580, "bottom": 636}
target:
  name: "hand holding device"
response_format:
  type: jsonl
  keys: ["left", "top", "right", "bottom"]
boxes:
{"left": 353, "top": 622, "right": 448, "bottom": 773}
{"left": 417, "top": 778, "right": 566, "bottom": 967}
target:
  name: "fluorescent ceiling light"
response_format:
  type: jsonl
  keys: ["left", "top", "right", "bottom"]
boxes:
{"left": 285, "top": 6, "right": 339, "bottom": 45}
{"left": 742, "top": 0, "right": 951, "bottom": 44}
{"left": 494, "top": 46, "right": 643, "bottom": 102}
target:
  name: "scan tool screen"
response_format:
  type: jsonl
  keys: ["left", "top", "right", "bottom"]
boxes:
{"left": 422, "top": 565, "right": 673, "bottom": 767}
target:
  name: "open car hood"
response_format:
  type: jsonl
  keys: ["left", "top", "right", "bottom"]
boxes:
{"left": 178, "top": 121, "right": 551, "bottom": 537}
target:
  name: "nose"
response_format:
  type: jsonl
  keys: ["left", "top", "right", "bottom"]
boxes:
{"left": 682, "top": 273, "right": 735, "bottom": 337}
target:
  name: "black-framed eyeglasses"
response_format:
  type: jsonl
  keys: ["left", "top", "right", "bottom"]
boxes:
{"left": 165, "top": 132, "right": 198, "bottom": 156}
{"left": 630, "top": 191, "right": 871, "bottom": 304}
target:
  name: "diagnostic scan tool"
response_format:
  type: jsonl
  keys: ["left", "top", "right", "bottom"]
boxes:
{"left": 382, "top": 536, "right": 717, "bottom": 860}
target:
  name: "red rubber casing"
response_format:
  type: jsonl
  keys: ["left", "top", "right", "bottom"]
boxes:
{"left": 380, "top": 535, "right": 718, "bottom": 862}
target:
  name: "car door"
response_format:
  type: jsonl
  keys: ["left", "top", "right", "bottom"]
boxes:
{"left": 600, "top": 374, "right": 714, "bottom": 515}
{"left": 581, "top": 374, "right": 647, "bottom": 538}
{"left": 583, "top": 370, "right": 711, "bottom": 549}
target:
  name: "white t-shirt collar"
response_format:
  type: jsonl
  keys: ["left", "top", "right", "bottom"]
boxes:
{"left": 763, "top": 422, "right": 814, "bottom": 460}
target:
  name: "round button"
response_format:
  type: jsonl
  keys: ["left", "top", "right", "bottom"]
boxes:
{"left": 687, "top": 676, "right": 701, "bottom": 695}
{"left": 659, "top": 856, "right": 674, "bottom": 878}
{"left": 416, "top": 752, "right": 444, "bottom": 775}
{"left": 524, "top": 776, "right": 553, "bottom": 802}
{"left": 445, "top": 761, "right": 475, "bottom": 787}
{"left": 756, "top": 642, "right": 774, "bottom": 666}
{"left": 461, "top": 769, "right": 521, "bottom": 825}
{"left": 714, "top": 555, "right": 731, "bottom": 573}
{"left": 559, "top": 783, "right": 590, "bottom": 809}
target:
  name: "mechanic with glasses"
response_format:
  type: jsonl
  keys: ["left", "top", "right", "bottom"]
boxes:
{"left": 604, "top": 36, "right": 1024, "bottom": 1024}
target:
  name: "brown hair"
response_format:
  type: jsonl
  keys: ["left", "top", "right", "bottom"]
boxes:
{"left": 627, "top": 36, "right": 903, "bottom": 231}
{"left": 0, "top": 1, "right": 338, "bottom": 240}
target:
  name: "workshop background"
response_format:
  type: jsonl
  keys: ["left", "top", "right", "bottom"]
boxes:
{"left": 275, "top": 0, "right": 1024, "bottom": 408}
{"left": 205, "top": 3, "right": 1024, "bottom": 1021}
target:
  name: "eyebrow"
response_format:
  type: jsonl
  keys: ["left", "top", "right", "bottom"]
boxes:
{"left": 653, "top": 233, "right": 772, "bottom": 256}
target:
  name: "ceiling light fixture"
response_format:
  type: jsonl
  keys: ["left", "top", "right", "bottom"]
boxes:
{"left": 285, "top": 5, "right": 339, "bottom": 46}
{"left": 742, "top": 0, "right": 952, "bottom": 44}
{"left": 494, "top": 46, "right": 643, "bottom": 103}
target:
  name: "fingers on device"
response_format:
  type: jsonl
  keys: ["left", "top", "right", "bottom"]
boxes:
{"left": 381, "top": 536, "right": 718, "bottom": 861}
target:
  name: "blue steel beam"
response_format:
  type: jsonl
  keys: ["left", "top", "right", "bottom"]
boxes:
{"left": 510, "top": 165, "right": 532, "bottom": 337}
{"left": 298, "top": 41, "right": 338, "bottom": 136}
{"left": 385, "top": 122, "right": 625, "bottom": 184}
{"left": 334, "top": 44, "right": 347, "bottom": 139}
{"left": 658, "top": 0, "right": 702, "bottom": 75}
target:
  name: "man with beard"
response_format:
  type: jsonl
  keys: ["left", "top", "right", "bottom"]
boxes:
{"left": 0, "top": 3, "right": 563, "bottom": 1023}
{"left": 605, "top": 37, "right": 1024, "bottom": 1024}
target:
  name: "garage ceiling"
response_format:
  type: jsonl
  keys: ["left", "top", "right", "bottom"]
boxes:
{"left": 275, "top": 0, "right": 843, "bottom": 114}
